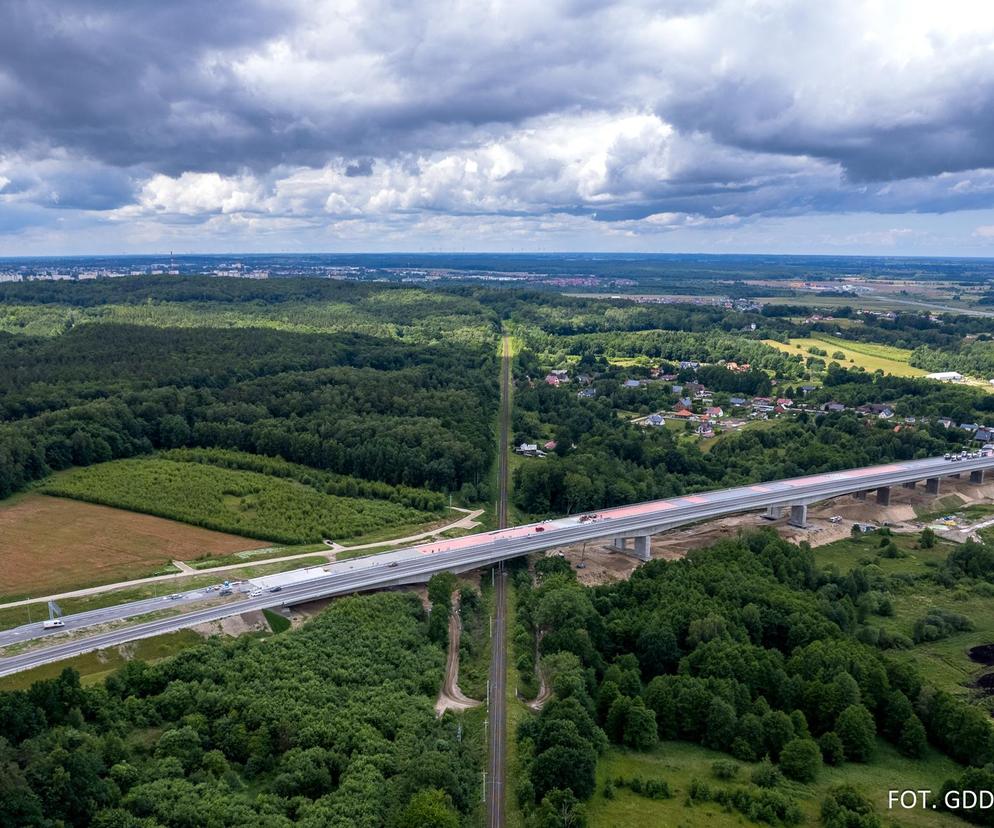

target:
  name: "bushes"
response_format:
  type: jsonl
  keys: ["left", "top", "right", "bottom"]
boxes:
{"left": 43, "top": 457, "right": 436, "bottom": 544}
{"left": 689, "top": 778, "right": 802, "bottom": 826}
{"left": 835, "top": 705, "right": 876, "bottom": 762}
{"left": 613, "top": 775, "right": 672, "bottom": 800}
{"left": 911, "top": 608, "right": 974, "bottom": 643}
{"left": 779, "top": 738, "right": 822, "bottom": 782}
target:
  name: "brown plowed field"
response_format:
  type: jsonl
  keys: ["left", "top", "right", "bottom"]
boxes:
{"left": 0, "top": 494, "right": 263, "bottom": 599}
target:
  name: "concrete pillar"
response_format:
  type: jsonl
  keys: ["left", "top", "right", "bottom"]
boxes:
{"left": 611, "top": 537, "right": 628, "bottom": 552}
{"left": 876, "top": 486, "right": 891, "bottom": 506}
{"left": 632, "top": 535, "right": 652, "bottom": 562}
{"left": 926, "top": 477, "right": 941, "bottom": 495}
{"left": 971, "top": 469, "right": 986, "bottom": 484}
{"left": 765, "top": 505, "right": 784, "bottom": 520}
{"left": 789, "top": 504, "right": 808, "bottom": 528}
{"left": 853, "top": 490, "right": 867, "bottom": 501}
{"left": 902, "top": 481, "right": 916, "bottom": 490}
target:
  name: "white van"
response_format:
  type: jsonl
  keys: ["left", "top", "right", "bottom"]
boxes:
{"left": 42, "top": 619, "right": 65, "bottom": 629}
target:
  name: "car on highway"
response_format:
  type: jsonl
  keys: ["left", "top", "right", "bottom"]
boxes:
{"left": 388, "top": 561, "right": 399, "bottom": 568}
{"left": 42, "top": 619, "right": 64, "bottom": 630}
{"left": 167, "top": 593, "right": 183, "bottom": 600}
{"left": 268, "top": 586, "right": 283, "bottom": 593}
{"left": 248, "top": 588, "right": 263, "bottom": 597}
{"left": 534, "top": 526, "right": 545, "bottom": 532}
{"left": 945, "top": 453, "right": 951, "bottom": 460}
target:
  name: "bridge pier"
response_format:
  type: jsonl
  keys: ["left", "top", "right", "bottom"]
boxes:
{"left": 876, "top": 486, "right": 891, "bottom": 506}
{"left": 926, "top": 477, "right": 941, "bottom": 495}
{"left": 612, "top": 535, "right": 651, "bottom": 562}
{"left": 902, "top": 481, "right": 916, "bottom": 490}
{"left": 853, "top": 491, "right": 867, "bottom": 501}
{"left": 789, "top": 504, "right": 808, "bottom": 528}
{"left": 765, "top": 505, "right": 785, "bottom": 520}
{"left": 971, "top": 469, "right": 986, "bottom": 484}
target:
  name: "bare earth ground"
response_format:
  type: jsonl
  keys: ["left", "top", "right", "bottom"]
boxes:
{"left": 0, "top": 494, "right": 264, "bottom": 599}
{"left": 435, "top": 590, "right": 482, "bottom": 716}
{"left": 546, "top": 477, "right": 994, "bottom": 585}
{"left": 191, "top": 610, "right": 269, "bottom": 638}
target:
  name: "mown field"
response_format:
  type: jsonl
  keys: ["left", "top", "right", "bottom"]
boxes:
{"left": 763, "top": 335, "right": 927, "bottom": 378}
{"left": 588, "top": 741, "right": 966, "bottom": 828}
{"left": 0, "top": 493, "right": 263, "bottom": 600}
{"left": 42, "top": 457, "right": 438, "bottom": 545}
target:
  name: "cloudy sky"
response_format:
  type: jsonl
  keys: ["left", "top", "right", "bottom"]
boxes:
{"left": 3, "top": 0, "right": 994, "bottom": 255}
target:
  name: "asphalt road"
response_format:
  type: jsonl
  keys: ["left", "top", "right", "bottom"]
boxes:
{"left": 3, "top": 453, "right": 992, "bottom": 677}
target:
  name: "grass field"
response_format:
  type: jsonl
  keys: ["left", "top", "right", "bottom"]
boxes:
{"left": 763, "top": 335, "right": 927, "bottom": 378}
{"left": 42, "top": 458, "right": 437, "bottom": 545}
{"left": 0, "top": 493, "right": 264, "bottom": 600}
{"left": 813, "top": 532, "right": 994, "bottom": 700}
{"left": 587, "top": 740, "right": 966, "bottom": 827}
{"left": 0, "top": 629, "right": 204, "bottom": 691}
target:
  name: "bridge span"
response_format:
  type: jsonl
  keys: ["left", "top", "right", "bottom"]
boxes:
{"left": 1, "top": 453, "right": 991, "bottom": 677}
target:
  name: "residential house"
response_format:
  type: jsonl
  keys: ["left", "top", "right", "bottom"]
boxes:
{"left": 800, "top": 384, "right": 818, "bottom": 395}
{"left": 576, "top": 373, "right": 593, "bottom": 386}
{"left": 544, "top": 440, "right": 558, "bottom": 451}
{"left": 973, "top": 427, "right": 994, "bottom": 444}
{"left": 577, "top": 387, "right": 597, "bottom": 399}
{"left": 824, "top": 402, "right": 847, "bottom": 413}
{"left": 960, "top": 423, "right": 980, "bottom": 434}
{"left": 647, "top": 414, "right": 664, "bottom": 426}
{"left": 937, "top": 417, "right": 954, "bottom": 428}
{"left": 696, "top": 422, "right": 714, "bottom": 437}
{"left": 706, "top": 406, "right": 724, "bottom": 419}
{"left": 516, "top": 443, "right": 545, "bottom": 457}
{"left": 544, "top": 373, "right": 561, "bottom": 386}
{"left": 624, "top": 379, "right": 641, "bottom": 388}
{"left": 776, "top": 397, "right": 794, "bottom": 408}
{"left": 679, "top": 360, "right": 700, "bottom": 370}
{"left": 729, "top": 396, "right": 747, "bottom": 407}
{"left": 673, "top": 408, "right": 694, "bottom": 419}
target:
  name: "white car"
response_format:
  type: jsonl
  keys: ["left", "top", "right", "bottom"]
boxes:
{"left": 248, "top": 588, "right": 263, "bottom": 597}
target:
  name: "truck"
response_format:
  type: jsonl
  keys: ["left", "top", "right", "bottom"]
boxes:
{"left": 42, "top": 619, "right": 65, "bottom": 630}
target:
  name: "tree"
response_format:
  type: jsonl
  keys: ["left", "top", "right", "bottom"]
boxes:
{"left": 779, "top": 738, "right": 821, "bottom": 782}
{"left": 530, "top": 745, "right": 598, "bottom": 801}
{"left": 396, "top": 789, "right": 459, "bottom": 828}
{"left": 818, "top": 731, "right": 845, "bottom": 766}
{"left": 898, "top": 715, "right": 927, "bottom": 759}
{"left": 821, "top": 785, "right": 881, "bottom": 828}
{"left": 704, "top": 698, "right": 737, "bottom": 752}
{"left": 919, "top": 527, "right": 936, "bottom": 549}
{"left": 762, "top": 710, "right": 795, "bottom": 761}
{"left": 532, "top": 788, "right": 588, "bottom": 828}
{"left": 835, "top": 704, "right": 875, "bottom": 762}
{"left": 623, "top": 699, "right": 658, "bottom": 751}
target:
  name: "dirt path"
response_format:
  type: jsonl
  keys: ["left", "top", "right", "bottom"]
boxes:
{"left": 523, "top": 634, "right": 551, "bottom": 712}
{"left": 435, "top": 591, "right": 481, "bottom": 716}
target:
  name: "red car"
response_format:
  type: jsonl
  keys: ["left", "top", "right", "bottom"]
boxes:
{"left": 534, "top": 526, "right": 545, "bottom": 532}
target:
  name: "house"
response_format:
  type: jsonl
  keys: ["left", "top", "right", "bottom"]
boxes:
{"left": 549, "top": 369, "right": 569, "bottom": 380}
{"left": 673, "top": 408, "right": 694, "bottom": 419}
{"left": 679, "top": 360, "right": 700, "bottom": 370}
{"left": 729, "top": 396, "right": 747, "bottom": 406}
{"left": 647, "top": 414, "right": 664, "bottom": 426}
{"left": 960, "top": 423, "right": 980, "bottom": 433}
{"left": 776, "top": 397, "right": 793, "bottom": 408}
{"left": 684, "top": 382, "right": 705, "bottom": 397}
{"left": 858, "top": 403, "right": 894, "bottom": 419}
{"left": 696, "top": 422, "right": 714, "bottom": 437}
{"left": 516, "top": 443, "right": 545, "bottom": 457}
{"left": 544, "top": 373, "right": 561, "bottom": 386}
{"left": 544, "top": 440, "right": 558, "bottom": 451}
{"left": 660, "top": 373, "right": 678, "bottom": 382}
{"left": 926, "top": 371, "right": 964, "bottom": 383}
{"left": 800, "top": 384, "right": 818, "bottom": 395}
{"left": 678, "top": 397, "right": 693, "bottom": 409}
{"left": 751, "top": 396, "right": 772, "bottom": 406}
{"left": 577, "top": 387, "right": 597, "bottom": 399}
{"left": 824, "top": 402, "right": 846, "bottom": 413}
{"left": 974, "top": 427, "right": 994, "bottom": 444}
{"left": 576, "top": 373, "right": 593, "bottom": 386}
{"left": 938, "top": 417, "right": 954, "bottom": 428}
{"left": 670, "top": 384, "right": 683, "bottom": 394}
{"left": 877, "top": 407, "right": 894, "bottom": 420}
{"left": 904, "top": 416, "right": 917, "bottom": 424}
{"left": 706, "top": 406, "right": 724, "bottom": 418}
{"left": 624, "top": 379, "right": 641, "bottom": 388}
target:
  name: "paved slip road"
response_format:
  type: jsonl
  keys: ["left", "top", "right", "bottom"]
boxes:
{"left": 3, "top": 453, "right": 993, "bottom": 678}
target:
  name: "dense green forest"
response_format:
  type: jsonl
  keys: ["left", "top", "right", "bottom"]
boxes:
{"left": 0, "top": 323, "right": 498, "bottom": 500}
{"left": 510, "top": 530, "right": 994, "bottom": 827}
{"left": 0, "top": 593, "right": 481, "bottom": 828}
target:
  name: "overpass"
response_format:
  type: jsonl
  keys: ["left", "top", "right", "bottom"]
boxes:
{"left": 1, "top": 453, "right": 991, "bottom": 677}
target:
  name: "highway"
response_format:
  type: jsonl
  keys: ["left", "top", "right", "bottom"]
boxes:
{"left": 2, "top": 453, "right": 992, "bottom": 678}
